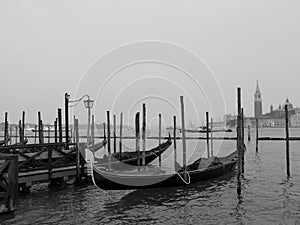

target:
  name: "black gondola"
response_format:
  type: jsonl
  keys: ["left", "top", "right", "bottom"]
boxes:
{"left": 91, "top": 150, "right": 237, "bottom": 190}
{"left": 92, "top": 135, "right": 172, "bottom": 168}
{"left": 89, "top": 139, "right": 107, "bottom": 151}
{"left": 0, "top": 138, "right": 10, "bottom": 146}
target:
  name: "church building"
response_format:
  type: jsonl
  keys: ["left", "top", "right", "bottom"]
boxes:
{"left": 254, "top": 81, "right": 262, "bottom": 118}
{"left": 226, "top": 81, "right": 300, "bottom": 128}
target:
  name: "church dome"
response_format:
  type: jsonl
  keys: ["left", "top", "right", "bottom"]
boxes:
{"left": 283, "top": 98, "right": 293, "bottom": 109}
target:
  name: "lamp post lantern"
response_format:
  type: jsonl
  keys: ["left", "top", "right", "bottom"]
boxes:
{"left": 69, "top": 94, "right": 94, "bottom": 146}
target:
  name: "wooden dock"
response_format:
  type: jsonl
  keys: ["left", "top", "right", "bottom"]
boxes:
{"left": 0, "top": 142, "right": 86, "bottom": 191}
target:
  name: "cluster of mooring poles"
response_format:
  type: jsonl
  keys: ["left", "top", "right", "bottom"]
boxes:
{"left": 1, "top": 89, "right": 296, "bottom": 213}
{"left": 254, "top": 104, "right": 291, "bottom": 178}
{"left": 0, "top": 93, "right": 76, "bottom": 213}
{"left": 104, "top": 102, "right": 167, "bottom": 171}
{"left": 1, "top": 108, "right": 70, "bottom": 146}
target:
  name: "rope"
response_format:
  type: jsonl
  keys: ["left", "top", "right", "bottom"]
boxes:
{"left": 90, "top": 161, "right": 98, "bottom": 188}
{"left": 176, "top": 170, "right": 191, "bottom": 185}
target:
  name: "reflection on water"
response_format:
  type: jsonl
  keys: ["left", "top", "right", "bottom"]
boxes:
{"left": 1, "top": 128, "right": 300, "bottom": 224}
{"left": 105, "top": 172, "right": 235, "bottom": 212}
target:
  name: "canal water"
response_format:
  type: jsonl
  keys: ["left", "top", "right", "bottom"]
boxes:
{"left": 1, "top": 128, "right": 299, "bottom": 224}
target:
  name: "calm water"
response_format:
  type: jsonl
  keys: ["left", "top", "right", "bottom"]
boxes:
{"left": 1, "top": 128, "right": 300, "bottom": 225}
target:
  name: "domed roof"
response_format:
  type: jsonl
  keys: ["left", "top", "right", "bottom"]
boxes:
{"left": 283, "top": 98, "right": 293, "bottom": 109}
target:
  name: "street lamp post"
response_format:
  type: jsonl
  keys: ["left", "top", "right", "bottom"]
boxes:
{"left": 84, "top": 96, "right": 94, "bottom": 146}
{"left": 69, "top": 94, "right": 94, "bottom": 146}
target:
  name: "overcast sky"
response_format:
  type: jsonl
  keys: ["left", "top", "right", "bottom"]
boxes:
{"left": 1, "top": 1, "right": 299, "bottom": 126}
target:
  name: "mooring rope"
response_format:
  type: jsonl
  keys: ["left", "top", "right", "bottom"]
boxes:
{"left": 90, "top": 161, "right": 98, "bottom": 188}
{"left": 176, "top": 170, "right": 191, "bottom": 185}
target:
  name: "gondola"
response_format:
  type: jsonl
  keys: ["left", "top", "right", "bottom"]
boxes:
{"left": 0, "top": 138, "right": 10, "bottom": 146}
{"left": 0, "top": 137, "right": 28, "bottom": 153}
{"left": 13, "top": 137, "right": 28, "bottom": 146}
{"left": 0, "top": 137, "right": 27, "bottom": 148}
{"left": 89, "top": 139, "right": 107, "bottom": 151}
{"left": 91, "top": 150, "right": 237, "bottom": 190}
{"left": 92, "top": 134, "right": 172, "bottom": 168}
{"left": 78, "top": 139, "right": 107, "bottom": 151}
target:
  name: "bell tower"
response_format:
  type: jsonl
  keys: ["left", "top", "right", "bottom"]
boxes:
{"left": 254, "top": 81, "right": 263, "bottom": 118}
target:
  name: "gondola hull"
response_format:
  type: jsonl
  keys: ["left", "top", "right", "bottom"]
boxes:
{"left": 92, "top": 159, "right": 237, "bottom": 190}
{"left": 94, "top": 136, "right": 172, "bottom": 168}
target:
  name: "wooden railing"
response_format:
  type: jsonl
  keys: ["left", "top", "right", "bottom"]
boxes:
{"left": 0, "top": 154, "right": 18, "bottom": 213}
{"left": 0, "top": 143, "right": 78, "bottom": 172}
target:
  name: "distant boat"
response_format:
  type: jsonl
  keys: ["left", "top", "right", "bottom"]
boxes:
{"left": 166, "top": 126, "right": 181, "bottom": 131}
{"left": 31, "top": 126, "right": 69, "bottom": 132}
{"left": 179, "top": 126, "right": 232, "bottom": 133}
{"left": 24, "top": 127, "right": 34, "bottom": 132}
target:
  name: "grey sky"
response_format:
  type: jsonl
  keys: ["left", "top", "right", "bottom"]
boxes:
{"left": 1, "top": 1, "right": 300, "bottom": 125}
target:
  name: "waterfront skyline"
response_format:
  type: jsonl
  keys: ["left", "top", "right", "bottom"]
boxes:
{"left": 1, "top": 1, "right": 300, "bottom": 124}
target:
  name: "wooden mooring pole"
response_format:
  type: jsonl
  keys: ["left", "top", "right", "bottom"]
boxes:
{"left": 38, "top": 111, "right": 44, "bottom": 144}
{"left": 241, "top": 108, "right": 245, "bottom": 173}
{"left": 113, "top": 114, "right": 116, "bottom": 154}
{"left": 248, "top": 125, "right": 251, "bottom": 142}
{"left": 206, "top": 112, "right": 210, "bottom": 158}
{"left": 65, "top": 93, "right": 69, "bottom": 149}
{"left": 107, "top": 111, "right": 111, "bottom": 171}
{"left": 180, "top": 96, "right": 187, "bottom": 181}
{"left": 40, "top": 119, "right": 44, "bottom": 144}
{"left": 48, "top": 140, "right": 53, "bottom": 182}
{"left": 256, "top": 118, "right": 259, "bottom": 152}
{"left": 173, "top": 116, "right": 177, "bottom": 171}
{"left": 72, "top": 116, "right": 76, "bottom": 143}
{"left": 58, "top": 108, "right": 63, "bottom": 143}
{"left": 103, "top": 122, "right": 106, "bottom": 140}
{"left": 135, "top": 112, "right": 140, "bottom": 170}
{"left": 4, "top": 112, "right": 8, "bottom": 146}
{"left": 22, "top": 111, "right": 25, "bottom": 142}
{"left": 142, "top": 104, "right": 146, "bottom": 166}
{"left": 237, "top": 87, "right": 242, "bottom": 195}
{"left": 91, "top": 115, "right": 95, "bottom": 146}
{"left": 285, "top": 105, "right": 290, "bottom": 177}
{"left": 241, "top": 108, "right": 244, "bottom": 143}
{"left": 34, "top": 125, "right": 37, "bottom": 144}
{"left": 54, "top": 119, "right": 58, "bottom": 143}
{"left": 210, "top": 117, "right": 213, "bottom": 156}
{"left": 18, "top": 120, "right": 22, "bottom": 142}
{"left": 158, "top": 113, "right": 162, "bottom": 167}
{"left": 119, "top": 113, "right": 123, "bottom": 161}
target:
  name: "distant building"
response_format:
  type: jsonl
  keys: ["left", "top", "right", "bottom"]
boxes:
{"left": 223, "top": 114, "right": 234, "bottom": 124}
{"left": 254, "top": 80, "right": 263, "bottom": 118}
{"left": 223, "top": 114, "right": 237, "bottom": 127}
{"left": 290, "top": 108, "right": 300, "bottom": 127}
{"left": 250, "top": 98, "right": 299, "bottom": 128}
{"left": 225, "top": 81, "right": 300, "bottom": 128}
